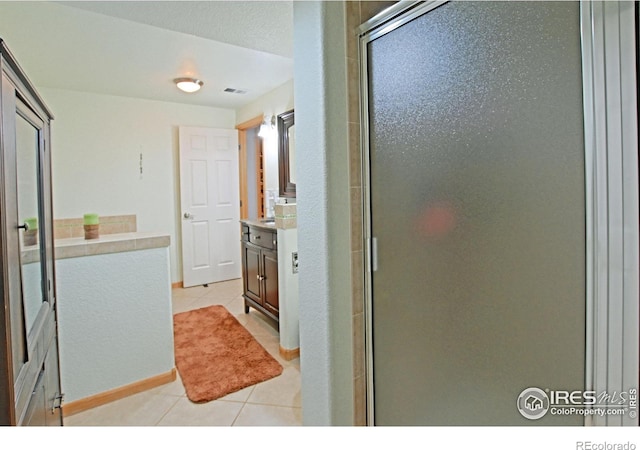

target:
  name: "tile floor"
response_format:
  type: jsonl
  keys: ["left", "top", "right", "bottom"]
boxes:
{"left": 63, "top": 279, "right": 302, "bottom": 426}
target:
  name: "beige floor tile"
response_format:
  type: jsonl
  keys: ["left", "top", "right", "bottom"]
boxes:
{"left": 195, "top": 278, "right": 238, "bottom": 294}
{"left": 184, "top": 279, "right": 243, "bottom": 310}
{"left": 252, "top": 333, "right": 300, "bottom": 369}
{"left": 236, "top": 311, "right": 279, "bottom": 338}
{"left": 217, "top": 384, "right": 256, "bottom": 403}
{"left": 64, "top": 390, "right": 181, "bottom": 426}
{"left": 149, "top": 375, "right": 187, "bottom": 397}
{"left": 225, "top": 296, "right": 248, "bottom": 316}
{"left": 233, "top": 404, "right": 302, "bottom": 426}
{"left": 171, "top": 296, "right": 197, "bottom": 315}
{"left": 252, "top": 334, "right": 280, "bottom": 358}
{"left": 156, "top": 398, "right": 244, "bottom": 426}
{"left": 247, "top": 366, "right": 302, "bottom": 408}
{"left": 187, "top": 293, "right": 235, "bottom": 311}
{"left": 171, "top": 285, "right": 209, "bottom": 299}
{"left": 198, "top": 278, "right": 243, "bottom": 298}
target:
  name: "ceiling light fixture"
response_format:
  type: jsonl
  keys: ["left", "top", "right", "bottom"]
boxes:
{"left": 174, "top": 77, "right": 204, "bottom": 93}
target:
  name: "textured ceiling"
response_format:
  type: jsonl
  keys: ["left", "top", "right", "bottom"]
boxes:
{"left": 58, "top": 1, "right": 294, "bottom": 58}
{"left": 0, "top": 1, "right": 294, "bottom": 109}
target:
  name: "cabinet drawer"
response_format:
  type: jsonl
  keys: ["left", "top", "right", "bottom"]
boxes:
{"left": 249, "top": 228, "right": 277, "bottom": 250}
{"left": 241, "top": 224, "right": 250, "bottom": 242}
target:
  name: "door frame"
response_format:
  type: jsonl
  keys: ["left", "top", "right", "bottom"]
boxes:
{"left": 580, "top": 0, "right": 639, "bottom": 426}
{"left": 359, "top": 0, "right": 639, "bottom": 426}
{"left": 237, "top": 115, "right": 264, "bottom": 220}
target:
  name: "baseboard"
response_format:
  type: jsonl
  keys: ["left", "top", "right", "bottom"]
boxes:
{"left": 62, "top": 368, "right": 177, "bottom": 417}
{"left": 171, "top": 281, "right": 183, "bottom": 289}
{"left": 279, "top": 346, "right": 300, "bottom": 361}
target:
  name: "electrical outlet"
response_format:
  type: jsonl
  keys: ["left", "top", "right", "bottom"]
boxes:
{"left": 292, "top": 252, "right": 299, "bottom": 274}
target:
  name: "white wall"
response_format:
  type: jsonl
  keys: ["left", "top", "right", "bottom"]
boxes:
{"left": 277, "top": 227, "right": 299, "bottom": 351}
{"left": 236, "top": 79, "right": 294, "bottom": 125}
{"left": 56, "top": 247, "right": 173, "bottom": 402}
{"left": 236, "top": 79, "right": 294, "bottom": 212}
{"left": 41, "top": 88, "right": 235, "bottom": 283}
{"left": 293, "top": 2, "right": 352, "bottom": 425}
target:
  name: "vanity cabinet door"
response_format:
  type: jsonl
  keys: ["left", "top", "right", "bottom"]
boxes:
{"left": 262, "top": 249, "right": 279, "bottom": 318}
{"left": 242, "top": 242, "right": 262, "bottom": 306}
{"left": 241, "top": 224, "right": 279, "bottom": 324}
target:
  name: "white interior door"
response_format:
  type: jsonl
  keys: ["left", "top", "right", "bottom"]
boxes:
{"left": 179, "top": 126, "right": 241, "bottom": 288}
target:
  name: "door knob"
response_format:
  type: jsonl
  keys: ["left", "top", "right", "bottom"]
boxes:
{"left": 17, "top": 222, "right": 29, "bottom": 231}
{"left": 183, "top": 212, "right": 192, "bottom": 219}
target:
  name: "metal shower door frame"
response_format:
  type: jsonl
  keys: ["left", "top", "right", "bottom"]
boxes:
{"left": 358, "top": 0, "right": 639, "bottom": 426}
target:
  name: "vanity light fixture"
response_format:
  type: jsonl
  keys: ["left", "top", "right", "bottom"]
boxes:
{"left": 174, "top": 77, "right": 204, "bottom": 93}
{"left": 258, "top": 115, "right": 276, "bottom": 138}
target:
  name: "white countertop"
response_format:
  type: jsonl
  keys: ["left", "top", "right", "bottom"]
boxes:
{"left": 240, "top": 219, "right": 277, "bottom": 230}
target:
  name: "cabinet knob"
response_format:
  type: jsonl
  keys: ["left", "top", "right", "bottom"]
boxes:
{"left": 256, "top": 275, "right": 265, "bottom": 281}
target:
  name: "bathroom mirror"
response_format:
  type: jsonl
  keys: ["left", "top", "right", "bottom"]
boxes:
{"left": 277, "top": 109, "right": 296, "bottom": 198}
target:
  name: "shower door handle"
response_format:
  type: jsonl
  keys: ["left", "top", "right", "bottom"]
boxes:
{"left": 370, "top": 237, "right": 378, "bottom": 272}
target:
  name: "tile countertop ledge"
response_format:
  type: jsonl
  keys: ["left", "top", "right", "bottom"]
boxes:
{"left": 19, "top": 232, "right": 170, "bottom": 264}
{"left": 53, "top": 232, "right": 171, "bottom": 260}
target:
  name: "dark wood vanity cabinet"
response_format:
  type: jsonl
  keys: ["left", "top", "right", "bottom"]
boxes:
{"left": 241, "top": 223, "right": 279, "bottom": 323}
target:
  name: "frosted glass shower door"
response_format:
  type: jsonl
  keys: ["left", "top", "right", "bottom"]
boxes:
{"left": 365, "top": 1, "right": 585, "bottom": 425}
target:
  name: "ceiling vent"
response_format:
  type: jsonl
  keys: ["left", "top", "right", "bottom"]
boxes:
{"left": 224, "top": 88, "right": 247, "bottom": 94}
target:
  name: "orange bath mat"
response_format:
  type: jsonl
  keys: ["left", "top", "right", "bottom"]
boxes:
{"left": 173, "top": 305, "right": 283, "bottom": 403}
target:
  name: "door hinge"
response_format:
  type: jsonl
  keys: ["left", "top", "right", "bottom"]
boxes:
{"left": 52, "top": 392, "right": 64, "bottom": 413}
